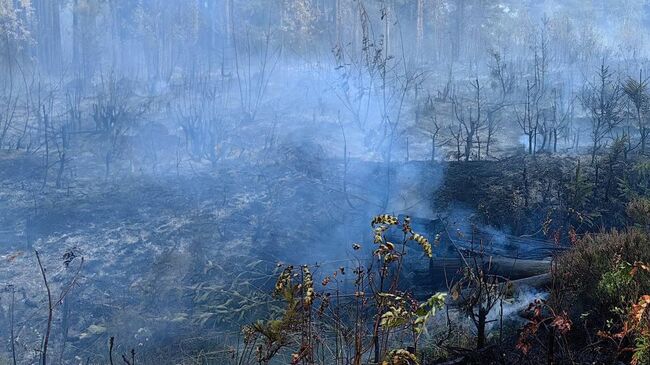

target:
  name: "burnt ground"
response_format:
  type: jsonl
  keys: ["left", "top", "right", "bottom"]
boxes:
{"left": 0, "top": 148, "right": 444, "bottom": 363}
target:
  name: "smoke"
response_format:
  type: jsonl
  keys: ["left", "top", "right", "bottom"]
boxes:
{"left": 486, "top": 287, "right": 549, "bottom": 332}
{"left": 3, "top": 1, "right": 649, "bottom": 362}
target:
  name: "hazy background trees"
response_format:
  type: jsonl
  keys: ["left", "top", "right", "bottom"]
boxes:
{"left": 1, "top": 1, "right": 650, "bottom": 171}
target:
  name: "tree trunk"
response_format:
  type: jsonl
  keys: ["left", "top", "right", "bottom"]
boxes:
{"left": 477, "top": 307, "right": 487, "bottom": 350}
{"left": 416, "top": 0, "right": 424, "bottom": 60}
{"left": 72, "top": 0, "right": 81, "bottom": 70}
{"left": 42, "top": 107, "right": 49, "bottom": 189}
{"left": 452, "top": 0, "right": 465, "bottom": 61}
{"left": 431, "top": 134, "right": 436, "bottom": 161}
{"left": 384, "top": 2, "right": 391, "bottom": 57}
{"left": 335, "top": 0, "right": 342, "bottom": 46}
{"left": 226, "top": 0, "right": 233, "bottom": 47}
{"left": 406, "top": 137, "right": 409, "bottom": 162}
{"left": 642, "top": 126, "right": 647, "bottom": 155}
{"left": 105, "top": 152, "right": 111, "bottom": 179}
{"left": 464, "top": 135, "right": 473, "bottom": 161}
{"left": 56, "top": 152, "right": 65, "bottom": 189}
{"left": 34, "top": 0, "right": 62, "bottom": 72}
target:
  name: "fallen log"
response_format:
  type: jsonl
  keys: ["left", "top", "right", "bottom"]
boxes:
{"left": 418, "top": 257, "right": 550, "bottom": 283}
{"left": 508, "top": 273, "right": 551, "bottom": 290}
{"left": 443, "top": 273, "right": 552, "bottom": 306}
{"left": 486, "top": 257, "right": 550, "bottom": 280}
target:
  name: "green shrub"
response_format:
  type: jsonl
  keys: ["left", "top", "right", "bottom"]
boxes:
{"left": 633, "top": 334, "right": 650, "bottom": 365}
{"left": 557, "top": 226, "right": 650, "bottom": 325}
{"left": 597, "top": 261, "right": 636, "bottom": 310}
{"left": 555, "top": 226, "right": 650, "bottom": 363}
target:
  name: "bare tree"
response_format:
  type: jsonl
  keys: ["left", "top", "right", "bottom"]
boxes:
{"left": 419, "top": 94, "right": 445, "bottom": 161}
{"left": 548, "top": 89, "right": 575, "bottom": 154}
{"left": 581, "top": 62, "right": 625, "bottom": 164}
{"left": 448, "top": 123, "right": 464, "bottom": 161}
{"left": 484, "top": 107, "right": 501, "bottom": 159}
{"left": 451, "top": 79, "right": 485, "bottom": 161}
{"left": 65, "top": 88, "right": 82, "bottom": 131}
{"left": 516, "top": 80, "right": 541, "bottom": 155}
{"left": 416, "top": 0, "right": 424, "bottom": 61}
{"left": 514, "top": 18, "right": 553, "bottom": 155}
{"left": 488, "top": 49, "right": 515, "bottom": 101}
{"left": 540, "top": 92, "right": 576, "bottom": 156}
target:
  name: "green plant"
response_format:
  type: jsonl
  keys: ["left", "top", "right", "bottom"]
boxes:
{"left": 235, "top": 215, "right": 445, "bottom": 365}
{"left": 632, "top": 324, "right": 650, "bottom": 365}
{"left": 557, "top": 228, "right": 650, "bottom": 310}
{"left": 598, "top": 262, "right": 635, "bottom": 308}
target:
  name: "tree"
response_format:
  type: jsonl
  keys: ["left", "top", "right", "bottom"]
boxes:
{"left": 488, "top": 49, "right": 515, "bottom": 101}
{"left": 0, "top": 0, "right": 32, "bottom": 75}
{"left": 448, "top": 123, "right": 464, "bottom": 161}
{"left": 516, "top": 80, "right": 541, "bottom": 155}
{"left": 484, "top": 106, "right": 502, "bottom": 159}
{"left": 549, "top": 89, "right": 575, "bottom": 154}
{"left": 0, "top": 76, "right": 18, "bottom": 148}
{"left": 451, "top": 0, "right": 466, "bottom": 61}
{"left": 538, "top": 88, "right": 574, "bottom": 154}
{"left": 33, "top": 0, "right": 62, "bottom": 72}
{"left": 623, "top": 70, "right": 650, "bottom": 155}
{"left": 70, "top": 0, "right": 103, "bottom": 83}
{"left": 415, "top": 0, "right": 424, "bottom": 61}
{"left": 449, "top": 228, "right": 509, "bottom": 350}
{"left": 452, "top": 79, "right": 485, "bottom": 161}
{"left": 281, "top": 0, "right": 317, "bottom": 52}
{"left": 581, "top": 62, "right": 625, "bottom": 164}
{"left": 418, "top": 94, "right": 444, "bottom": 161}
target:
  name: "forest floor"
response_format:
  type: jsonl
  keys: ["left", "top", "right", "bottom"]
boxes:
{"left": 0, "top": 146, "right": 447, "bottom": 363}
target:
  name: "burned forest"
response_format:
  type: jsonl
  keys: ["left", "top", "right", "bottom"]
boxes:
{"left": 2, "top": 1, "right": 650, "bottom": 364}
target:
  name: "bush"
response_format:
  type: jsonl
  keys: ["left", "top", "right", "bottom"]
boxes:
{"left": 557, "top": 228, "right": 650, "bottom": 314}
{"left": 557, "top": 223, "right": 650, "bottom": 363}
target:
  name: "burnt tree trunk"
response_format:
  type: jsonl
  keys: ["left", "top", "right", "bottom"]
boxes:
{"left": 477, "top": 306, "right": 487, "bottom": 350}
